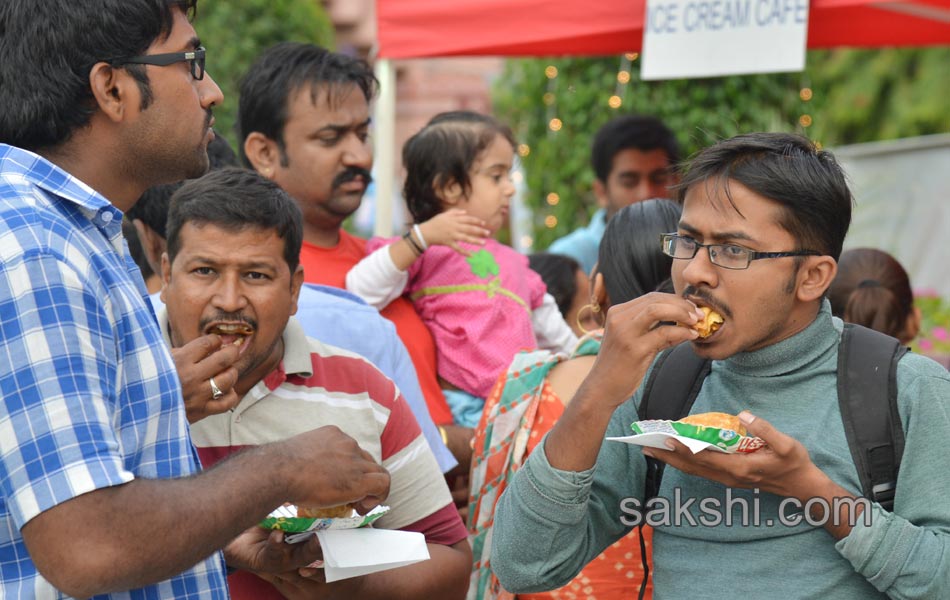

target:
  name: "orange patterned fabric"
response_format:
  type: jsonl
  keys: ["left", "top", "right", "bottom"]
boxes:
{"left": 468, "top": 337, "right": 652, "bottom": 600}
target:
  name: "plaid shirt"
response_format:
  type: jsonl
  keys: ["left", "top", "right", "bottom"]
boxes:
{"left": 0, "top": 145, "right": 228, "bottom": 598}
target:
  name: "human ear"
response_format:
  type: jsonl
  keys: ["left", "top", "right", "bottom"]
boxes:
{"left": 591, "top": 269, "right": 610, "bottom": 310}
{"left": 159, "top": 252, "right": 172, "bottom": 304}
{"left": 88, "top": 63, "right": 137, "bottom": 123}
{"left": 795, "top": 256, "right": 837, "bottom": 302}
{"left": 593, "top": 179, "right": 608, "bottom": 209}
{"left": 132, "top": 219, "right": 166, "bottom": 277}
{"left": 289, "top": 265, "right": 304, "bottom": 316}
{"left": 902, "top": 305, "right": 922, "bottom": 344}
{"left": 244, "top": 132, "right": 281, "bottom": 178}
{"left": 434, "top": 176, "right": 464, "bottom": 207}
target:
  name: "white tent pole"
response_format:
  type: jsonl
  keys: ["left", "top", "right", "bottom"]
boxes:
{"left": 373, "top": 58, "right": 396, "bottom": 238}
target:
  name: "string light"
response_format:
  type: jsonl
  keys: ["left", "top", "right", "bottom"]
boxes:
{"left": 544, "top": 215, "right": 558, "bottom": 228}
{"left": 512, "top": 171, "right": 524, "bottom": 183}
{"left": 799, "top": 114, "right": 813, "bottom": 127}
{"left": 549, "top": 118, "right": 563, "bottom": 132}
{"left": 546, "top": 192, "right": 560, "bottom": 206}
{"left": 545, "top": 65, "right": 558, "bottom": 79}
{"left": 624, "top": 53, "right": 639, "bottom": 61}
{"left": 517, "top": 144, "right": 531, "bottom": 157}
{"left": 520, "top": 235, "right": 534, "bottom": 249}
{"left": 617, "top": 71, "right": 631, "bottom": 84}
{"left": 799, "top": 87, "right": 813, "bottom": 101}
{"left": 608, "top": 95, "right": 622, "bottom": 109}
{"left": 542, "top": 92, "right": 556, "bottom": 105}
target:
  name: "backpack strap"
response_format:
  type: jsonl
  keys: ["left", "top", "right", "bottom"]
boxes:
{"left": 837, "top": 323, "right": 907, "bottom": 511}
{"left": 638, "top": 342, "right": 712, "bottom": 421}
{"left": 638, "top": 342, "right": 712, "bottom": 503}
{"left": 636, "top": 342, "right": 711, "bottom": 600}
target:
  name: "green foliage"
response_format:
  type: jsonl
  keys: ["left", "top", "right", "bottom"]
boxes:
{"left": 496, "top": 48, "right": 950, "bottom": 249}
{"left": 806, "top": 48, "right": 950, "bottom": 145}
{"left": 195, "top": 0, "right": 335, "bottom": 151}
{"left": 912, "top": 293, "right": 950, "bottom": 362}
{"left": 495, "top": 57, "right": 805, "bottom": 248}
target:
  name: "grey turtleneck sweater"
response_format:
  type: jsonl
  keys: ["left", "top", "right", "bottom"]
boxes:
{"left": 491, "top": 302, "right": 950, "bottom": 598}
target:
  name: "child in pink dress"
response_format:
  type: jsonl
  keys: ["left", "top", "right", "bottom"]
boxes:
{"left": 346, "top": 111, "right": 577, "bottom": 426}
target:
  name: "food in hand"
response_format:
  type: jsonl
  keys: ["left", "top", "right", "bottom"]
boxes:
{"left": 297, "top": 504, "right": 354, "bottom": 519}
{"left": 692, "top": 306, "right": 724, "bottom": 338}
{"left": 678, "top": 412, "right": 747, "bottom": 436}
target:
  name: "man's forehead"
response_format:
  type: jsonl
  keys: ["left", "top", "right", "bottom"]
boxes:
{"left": 681, "top": 178, "right": 790, "bottom": 239}
{"left": 178, "top": 222, "right": 280, "bottom": 252}
{"left": 291, "top": 81, "right": 369, "bottom": 116}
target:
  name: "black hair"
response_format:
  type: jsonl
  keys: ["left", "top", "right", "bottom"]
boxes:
{"left": 677, "top": 132, "right": 853, "bottom": 261}
{"left": 590, "top": 115, "right": 680, "bottom": 183}
{"left": 237, "top": 42, "right": 378, "bottom": 167}
{"left": 126, "top": 131, "right": 239, "bottom": 238}
{"left": 403, "top": 110, "right": 517, "bottom": 223}
{"left": 529, "top": 253, "right": 584, "bottom": 318}
{"left": 828, "top": 248, "right": 914, "bottom": 340}
{"left": 165, "top": 167, "right": 303, "bottom": 276}
{"left": 122, "top": 219, "right": 156, "bottom": 282}
{"left": 0, "top": 0, "right": 196, "bottom": 151}
{"left": 597, "top": 198, "right": 682, "bottom": 304}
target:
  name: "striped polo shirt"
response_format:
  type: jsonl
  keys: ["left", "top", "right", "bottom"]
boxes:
{"left": 166, "top": 315, "right": 467, "bottom": 599}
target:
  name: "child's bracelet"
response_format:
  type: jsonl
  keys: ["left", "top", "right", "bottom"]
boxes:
{"left": 412, "top": 224, "right": 428, "bottom": 251}
{"left": 403, "top": 230, "right": 424, "bottom": 256}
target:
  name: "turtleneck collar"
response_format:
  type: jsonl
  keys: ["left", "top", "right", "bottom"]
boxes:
{"left": 719, "top": 300, "right": 841, "bottom": 378}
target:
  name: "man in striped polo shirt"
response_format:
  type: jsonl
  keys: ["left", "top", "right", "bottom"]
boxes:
{"left": 159, "top": 167, "right": 472, "bottom": 599}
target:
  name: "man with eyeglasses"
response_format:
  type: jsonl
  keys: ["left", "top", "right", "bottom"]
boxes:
{"left": 491, "top": 132, "right": 950, "bottom": 598}
{"left": 0, "top": 2, "right": 390, "bottom": 598}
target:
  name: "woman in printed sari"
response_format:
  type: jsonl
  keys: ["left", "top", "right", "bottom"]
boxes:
{"left": 468, "top": 199, "right": 683, "bottom": 600}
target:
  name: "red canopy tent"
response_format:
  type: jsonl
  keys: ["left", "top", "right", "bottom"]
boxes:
{"left": 377, "top": 0, "right": 950, "bottom": 58}
{"left": 369, "top": 0, "right": 950, "bottom": 235}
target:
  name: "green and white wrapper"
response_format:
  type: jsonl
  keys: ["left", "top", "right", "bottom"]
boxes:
{"left": 261, "top": 505, "right": 390, "bottom": 544}
{"left": 608, "top": 419, "right": 766, "bottom": 454}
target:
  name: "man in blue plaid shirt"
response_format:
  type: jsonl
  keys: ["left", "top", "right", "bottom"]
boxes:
{"left": 0, "top": 1, "right": 391, "bottom": 598}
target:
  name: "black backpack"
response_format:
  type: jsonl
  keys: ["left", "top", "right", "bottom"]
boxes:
{"left": 633, "top": 323, "right": 907, "bottom": 599}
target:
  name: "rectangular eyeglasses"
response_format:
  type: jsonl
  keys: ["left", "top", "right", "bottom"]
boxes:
{"left": 660, "top": 233, "right": 821, "bottom": 270}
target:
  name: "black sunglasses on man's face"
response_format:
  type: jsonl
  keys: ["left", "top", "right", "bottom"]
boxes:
{"left": 107, "top": 47, "right": 206, "bottom": 81}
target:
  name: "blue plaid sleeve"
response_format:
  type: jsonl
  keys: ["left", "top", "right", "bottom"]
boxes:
{"left": 0, "top": 250, "right": 133, "bottom": 528}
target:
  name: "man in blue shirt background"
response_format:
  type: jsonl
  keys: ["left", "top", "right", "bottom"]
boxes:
{"left": 549, "top": 115, "right": 681, "bottom": 275}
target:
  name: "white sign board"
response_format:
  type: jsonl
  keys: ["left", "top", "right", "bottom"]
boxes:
{"left": 641, "top": 0, "right": 809, "bottom": 80}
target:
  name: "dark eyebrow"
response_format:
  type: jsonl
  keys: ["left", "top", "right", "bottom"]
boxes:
{"left": 678, "top": 220, "right": 757, "bottom": 244}
{"left": 186, "top": 36, "right": 201, "bottom": 51}
{"left": 317, "top": 118, "right": 372, "bottom": 135}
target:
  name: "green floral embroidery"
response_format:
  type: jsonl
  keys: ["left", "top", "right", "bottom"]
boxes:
{"left": 467, "top": 249, "right": 499, "bottom": 279}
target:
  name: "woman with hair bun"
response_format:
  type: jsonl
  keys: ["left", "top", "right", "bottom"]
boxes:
{"left": 828, "top": 247, "right": 921, "bottom": 344}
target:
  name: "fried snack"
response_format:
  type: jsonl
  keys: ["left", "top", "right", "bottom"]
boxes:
{"left": 692, "top": 306, "right": 724, "bottom": 338}
{"left": 297, "top": 504, "right": 354, "bottom": 519}
{"left": 678, "top": 412, "right": 747, "bottom": 436}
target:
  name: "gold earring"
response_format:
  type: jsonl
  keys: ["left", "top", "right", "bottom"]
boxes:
{"left": 576, "top": 302, "right": 603, "bottom": 335}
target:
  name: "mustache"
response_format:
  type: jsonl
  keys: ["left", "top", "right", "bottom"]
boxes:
{"left": 199, "top": 313, "right": 257, "bottom": 332}
{"left": 205, "top": 110, "right": 214, "bottom": 129}
{"left": 331, "top": 167, "right": 373, "bottom": 189}
{"left": 681, "top": 286, "right": 732, "bottom": 320}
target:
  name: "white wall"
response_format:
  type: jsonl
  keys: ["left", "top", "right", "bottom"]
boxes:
{"left": 834, "top": 133, "right": 950, "bottom": 299}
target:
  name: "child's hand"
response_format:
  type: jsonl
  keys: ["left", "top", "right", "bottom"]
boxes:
{"left": 419, "top": 209, "right": 491, "bottom": 256}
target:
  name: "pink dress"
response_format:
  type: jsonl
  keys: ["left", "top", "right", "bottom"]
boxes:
{"left": 366, "top": 237, "right": 546, "bottom": 399}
